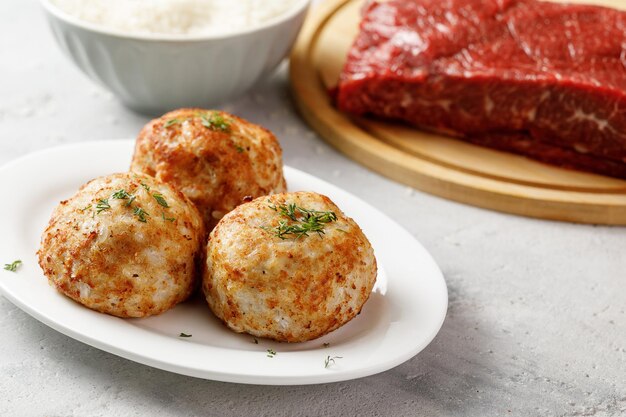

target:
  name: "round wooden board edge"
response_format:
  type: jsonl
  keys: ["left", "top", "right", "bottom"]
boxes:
{"left": 288, "top": 0, "right": 626, "bottom": 225}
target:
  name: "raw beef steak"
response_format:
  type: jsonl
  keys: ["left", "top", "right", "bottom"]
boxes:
{"left": 336, "top": 0, "right": 626, "bottom": 178}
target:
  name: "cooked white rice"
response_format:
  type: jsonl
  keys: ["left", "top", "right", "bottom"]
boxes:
{"left": 51, "top": 0, "right": 301, "bottom": 36}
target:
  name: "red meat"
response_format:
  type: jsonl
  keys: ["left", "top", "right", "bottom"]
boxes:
{"left": 336, "top": 0, "right": 626, "bottom": 178}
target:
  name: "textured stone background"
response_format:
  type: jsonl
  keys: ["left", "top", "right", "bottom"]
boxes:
{"left": 1, "top": 1, "right": 625, "bottom": 416}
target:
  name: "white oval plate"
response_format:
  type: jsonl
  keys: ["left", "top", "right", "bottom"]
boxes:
{"left": 0, "top": 140, "right": 447, "bottom": 385}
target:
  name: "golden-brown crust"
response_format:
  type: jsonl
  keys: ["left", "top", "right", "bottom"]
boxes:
{"left": 37, "top": 172, "right": 204, "bottom": 318}
{"left": 130, "top": 108, "right": 286, "bottom": 231}
{"left": 203, "top": 191, "right": 377, "bottom": 342}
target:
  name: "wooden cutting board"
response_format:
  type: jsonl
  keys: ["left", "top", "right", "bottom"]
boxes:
{"left": 289, "top": 0, "right": 626, "bottom": 225}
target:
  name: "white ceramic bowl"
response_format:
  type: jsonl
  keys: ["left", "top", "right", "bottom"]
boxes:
{"left": 40, "top": 0, "right": 310, "bottom": 115}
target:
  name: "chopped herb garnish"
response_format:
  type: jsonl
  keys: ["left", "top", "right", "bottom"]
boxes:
{"left": 200, "top": 112, "right": 230, "bottom": 132}
{"left": 111, "top": 189, "right": 130, "bottom": 200}
{"left": 133, "top": 207, "right": 149, "bottom": 223}
{"left": 99, "top": 189, "right": 152, "bottom": 221}
{"left": 268, "top": 202, "right": 297, "bottom": 220}
{"left": 179, "top": 332, "right": 192, "bottom": 338}
{"left": 141, "top": 182, "right": 151, "bottom": 192}
{"left": 234, "top": 144, "right": 244, "bottom": 153}
{"left": 211, "top": 114, "right": 230, "bottom": 131}
{"left": 324, "top": 355, "right": 342, "bottom": 369}
{"left": 266, "top": 349, "right": 276, "bottom": 358}
{"left": 79, "top": 204, "right": 92, "bottom": 212}
{"left": 164, "top": 118, "right": 181, "bottom": 128}
{"left": 96, "top": 199, "right": 111, "bottom": 213}
{"left": 162, "top": 212, "right": 176, "bottom": 222}
{"left": 4, "top": 260, "right": 22, "bottom": 272}
{"left": 153, "top": 193, "right": 169, "bottom": 208}
{"left": 111, "top": 189, "right": 136, "bottom": 207}
{"left": 253, "top": 338, "right": 259, "bottom": 344}
{"left": 264, "top": 202, "right": 337, "bottom": 240}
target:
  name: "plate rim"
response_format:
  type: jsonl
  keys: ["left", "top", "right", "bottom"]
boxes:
{"left": 0, "top": 140, "right": 448, "bottom": 385}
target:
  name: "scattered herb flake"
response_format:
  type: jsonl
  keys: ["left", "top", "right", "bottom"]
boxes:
{"left": 79, "top": 204, "right": 92, "bottom": 212}
{"left": 96, "top": 199, "right": 111, "bottom": 213}
{"left": 324, "top": 355, "right": 342, "bottom": 369}
{"left": 4, "top": 260, "right": 22, "bottom": 272}
{"left": 323, "top": 343, "right": 330, "bottom": 348}
{"left": 111, "top": 189, "right": 136, "bottom": 207}
{"left": 153, "top": 193, "right": 169, "bottom": 208}
{"left": 162, "top": 212, "right": 176, "bottom": 222}
{"left": 141, "top": 182, "right": 151, "bottom": 192}
{"left": 133, "top": 207, "right": 150, "bottom": 223}
{"left": 111, "top": 189, "right": 131, "bottom": 200}
{"left": 179, "top": 332, "right": 192, "bottom": 338}
{"left": 211, "top": 113, "right": 230, "bottom": 131}
{"left": 234, "top": 144, "right": 244, "bottom": 153}
{"left": 164, "top": 118, "right": 181, "bottom": 128}
{"left": 253, "top": 338, "right": 259, "bottom": 344}
{"left": 200, "top": 113, "right": 230, "bottom": 132}
{"left": 267, "top": 349, "right": 276, "bottom": 358}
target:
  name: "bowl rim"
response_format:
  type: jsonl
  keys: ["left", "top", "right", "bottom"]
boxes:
{"left": 39, "top": 0, "right": 311, "bottom": 42}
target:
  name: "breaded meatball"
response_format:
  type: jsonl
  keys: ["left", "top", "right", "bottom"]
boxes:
{"left": 38, "top": 172, "right": 204, "bottom": 318}
{"left": 203, "top": 191, "right": 377, "bottom": 342}
{"left": 130, "top": 108, "right": 287, "bottom": 230}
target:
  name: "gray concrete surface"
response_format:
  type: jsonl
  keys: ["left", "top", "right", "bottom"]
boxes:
{"left": 1, "top": 1, "right": 625, "bottom": 416}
